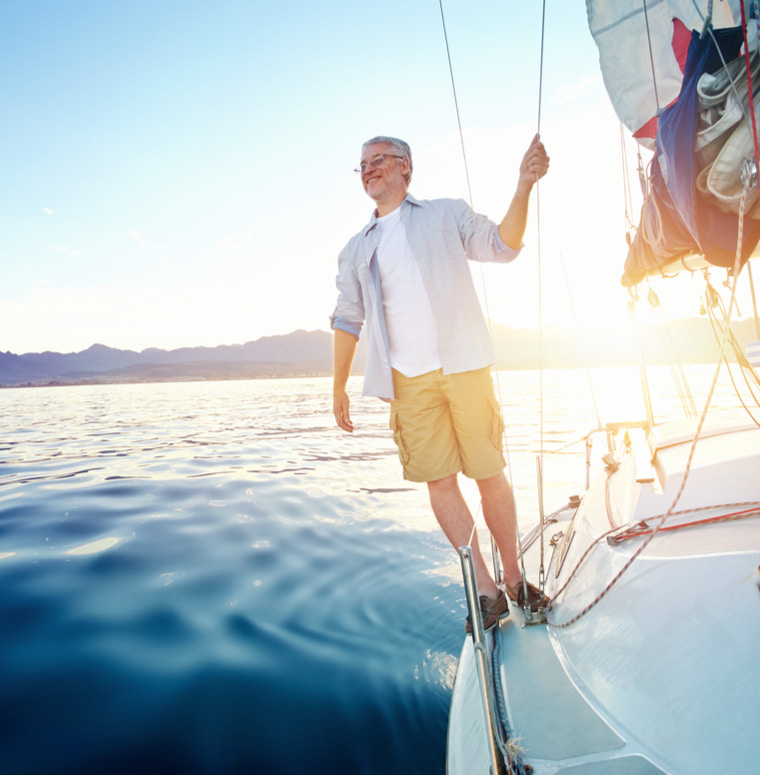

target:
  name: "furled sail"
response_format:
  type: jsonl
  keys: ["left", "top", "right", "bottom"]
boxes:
{"left": 586, "top": 1, "right": 760, "bottom": 286}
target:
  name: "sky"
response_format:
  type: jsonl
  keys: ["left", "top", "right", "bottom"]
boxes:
{"left": 1, "top": 0, "right": 748, "bottom": 355}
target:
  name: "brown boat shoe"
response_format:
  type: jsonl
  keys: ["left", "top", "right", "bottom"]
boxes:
{"left": 464, "top": 590, "right": 509, "bottom": 634}
{"left": 505, "top": 580, "right": 549, "bottom": 612}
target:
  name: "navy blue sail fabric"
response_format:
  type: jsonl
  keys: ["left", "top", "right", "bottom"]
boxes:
{"left": 623, "top": 27, "right": 760, "bottom": 286}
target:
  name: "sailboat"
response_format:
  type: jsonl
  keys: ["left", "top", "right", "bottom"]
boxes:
{"left": 446, "top": 2, "right": 760, "bottom": 774}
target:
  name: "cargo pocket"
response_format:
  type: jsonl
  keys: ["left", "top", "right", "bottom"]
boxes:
{"left": 389, "top": 406, "right": 411, "bottom": 467}
{"left": 488, "top": 397, "right": 505, "bottom": 452}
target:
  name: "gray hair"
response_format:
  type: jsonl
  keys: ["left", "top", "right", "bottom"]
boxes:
{"left": 362, "top": 136, "right": 413, "bottom": 185}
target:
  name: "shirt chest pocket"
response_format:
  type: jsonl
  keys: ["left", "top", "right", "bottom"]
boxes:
{"left": 410, "top": 224, "right": 466, "bottom": 263}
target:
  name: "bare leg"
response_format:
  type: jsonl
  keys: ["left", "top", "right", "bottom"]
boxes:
{"left": 427, "top": 473, "right": 500, "bottom": 598}
{"left": 476, "top": 471, "right": 522, "bottom": 589}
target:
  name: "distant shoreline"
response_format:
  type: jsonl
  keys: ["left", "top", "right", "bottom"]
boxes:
{"left": 1, "top": 318, "right": 754, "bottom": 388}
{"left": 0, "top": 358, "right": 738, "bottom": 391}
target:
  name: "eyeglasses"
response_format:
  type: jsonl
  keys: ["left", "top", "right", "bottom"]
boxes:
{"left": 354, "top": 154, "right": 404, "bottom": 175}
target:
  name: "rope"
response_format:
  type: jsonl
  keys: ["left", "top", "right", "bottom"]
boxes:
{"left": 735, "top": 0, "right": 760, "bottom": 341}
{"left": 740, "top": 0, "right": 760, "bottom": 187}
{"left": 436, "top": 0, "right": 548, "bottom": 593}
{"left": 748, "top": 262, "right": 760, "bottom": 338}
{"left": 549, "top": 498, "right": 760, "bottom": 612}
{"left": 535, "top": 0, "right": 548, "bottom": 597}
{"left": 436, "top": 0, "right": 504, "bottom": 564}
{"left": 646, "top": 286, "right": 697, "bottom": 416}
{"left": 691, "top": 0, "right": 755, "bottom": 130}
{"left": 437, "top": 1, "right": 477, "bottom": 219}
{"left": 620, "top": 123, "right": 640, "bottom": 239}
{"left": 559, "top": 252, "right": 603, "bottom": 430}
{"left": 548, "top": 170, "right": 754, "bottom": 630}
{"left": 491, "top": 635, "right": 528, "bottom": 775}
{"left": 642, "top": 0, "right": 663, "bottom": 116}
{"left": 608, "top": 504, "right": 760, "bottom": 542}
{"left": 639, "top": 157, "right": 667, "bottom": 247}
{"left": 545, "top": 8, "right": 760, "bottom": 627}
{"left": 703, "top": 277, "right": 760, "bottom": 425}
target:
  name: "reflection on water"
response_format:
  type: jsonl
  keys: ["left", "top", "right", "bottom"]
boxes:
{"left": 0, "top": 366, "right": 744, "bottom": 774}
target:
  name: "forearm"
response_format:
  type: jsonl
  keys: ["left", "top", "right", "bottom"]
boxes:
{"left": 333, "top": 328, "right": 358, "bottom": 393}
{"left": 499, "top": 134, "right": 549, "bottom": 249}
{"left": 498, "top": 179, "right": 533, "bottom": 250}
{"left": 333, "top": 329, "right": 358, "bottom": 432}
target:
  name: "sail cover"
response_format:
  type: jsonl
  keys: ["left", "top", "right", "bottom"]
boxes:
{"left": 586, "top": 1, "right": 760, "bottom": 285}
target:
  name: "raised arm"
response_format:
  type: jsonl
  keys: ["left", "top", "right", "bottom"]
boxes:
{"left": 498, "top": 134, "right": 549, "bottom": 250}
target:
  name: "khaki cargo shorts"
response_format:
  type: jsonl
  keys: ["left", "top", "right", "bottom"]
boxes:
{"left": 389, "top": 367, "right": 505, "bottom": 483}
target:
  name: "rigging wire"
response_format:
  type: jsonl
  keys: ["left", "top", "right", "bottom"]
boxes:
{"left": 646, "top": 285, "right": 698, "bottom": 416}
{"left": 436, "top": 0, "right": 492, "bottom": 553}
{"left": 703, "top": 275, "right": 760, "bottom": 424}
{"left": 642, "top": 0, "right": 663, "bottom": 116}
{"left": 436, "top": 0, "right": 548, "bottom": 594}
{"left": 620, "top": 123, "right": 636, "bottom": 238}
{"left": 690, "top": 0, "right": 756, "bottom": 131}
{"left": 739, "top": 0, "right": 760, "bottom": 339}
{"left": 547, "top": 5, "right": 760, "bottom": 626}
{"left": 739, "top": 0, "right": 760, "bottom": 188}
{"left": 550, "top": 160, "right": 755, "bottom": 629}
{"left": 437, "top": 0, "right": 478, "bottom": 225}
{"left": 748, "top": 262, "right": 760, "bottom": 337}
{"left": 534, "top": 0, "right": 548, "bottom": 596}
{"left": 536, "top": 0, "right": 547, "bottom": 138}
{"left": 559, "top": 252, "right": 603, "bottom": 430}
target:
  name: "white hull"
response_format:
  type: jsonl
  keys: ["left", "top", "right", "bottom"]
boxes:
{"left": 447, "top": 409, "right": 760, "bottom": 775}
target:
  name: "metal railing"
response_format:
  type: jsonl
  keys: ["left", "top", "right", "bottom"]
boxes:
{"left": 458, "top": 546, "right": 509, "bottom": 775}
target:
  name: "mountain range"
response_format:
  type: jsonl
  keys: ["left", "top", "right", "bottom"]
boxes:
{"left": 1, "top": 318, "right": 757, "bottom": 387}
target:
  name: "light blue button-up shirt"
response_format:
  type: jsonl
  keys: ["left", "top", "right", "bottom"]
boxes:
{"left": 330, "top": 193, "right": 520, "bottom": 400}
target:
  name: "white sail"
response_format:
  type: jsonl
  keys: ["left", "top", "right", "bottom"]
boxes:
{"left": 587, "top": 0, "right": 743, "bottom": 145}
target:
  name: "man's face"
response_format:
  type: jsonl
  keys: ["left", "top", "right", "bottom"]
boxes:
{"left": 359, "top": 142, "right": 409, "bottom": 205}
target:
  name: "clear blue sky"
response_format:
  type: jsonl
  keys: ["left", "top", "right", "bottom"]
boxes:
{"left": 1, "top": 1, "right": 696, "bottom": 354}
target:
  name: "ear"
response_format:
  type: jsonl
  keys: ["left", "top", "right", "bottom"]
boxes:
{"left": 399, "top": 156, "right": 411, "bottom": 183}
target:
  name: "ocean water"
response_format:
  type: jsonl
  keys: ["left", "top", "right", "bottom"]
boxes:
{"left": 0, "top": 367, "right": 740, "bottom": 774}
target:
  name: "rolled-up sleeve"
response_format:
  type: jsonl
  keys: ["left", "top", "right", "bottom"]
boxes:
{"left": 330, "top": 315, "right": 362, "bottom": 339}
{"left": 453, "top": 198, "right": 521, "bottom": 263}
{"left": 329, "top": 247, "right": 364, "bottom": 340}
{"left": 330, "top": 195, "right": 522, "bottom": 399}
{"left": 491, "top": 227, "right": 522, "bottom": 259}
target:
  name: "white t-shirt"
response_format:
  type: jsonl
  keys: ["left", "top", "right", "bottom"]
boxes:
{"left": 376, "top": 206, "right": 441, "bottom": 377}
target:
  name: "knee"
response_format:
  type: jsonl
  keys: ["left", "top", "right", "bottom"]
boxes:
{"left": 477, "top": 472, "right": 512, "bottom": 500}
{"left": 427, "top": 473, "right": 459, "bottom": 497}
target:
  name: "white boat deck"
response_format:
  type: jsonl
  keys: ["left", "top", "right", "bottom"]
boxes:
{"left": 448, "top": 410, "right": 760, "bottom": 775}
{"left": 496, "top": 609, "right": 667, "bottom": 774}
{"left": 448, "top": 605, "right": 673, "bottom": 774}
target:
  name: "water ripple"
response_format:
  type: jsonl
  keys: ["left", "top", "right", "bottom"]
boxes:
{"left": 0, "top": 379, "right": 467, "bottom": 774}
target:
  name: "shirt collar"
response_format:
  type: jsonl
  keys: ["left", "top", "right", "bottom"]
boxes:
{"left": 362, "top": 193, "right": 421, "bottom": 236}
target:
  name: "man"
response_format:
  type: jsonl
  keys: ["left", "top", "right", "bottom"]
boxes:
{"left": 331, "top": 134, "right": 549, "bottom": 630}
